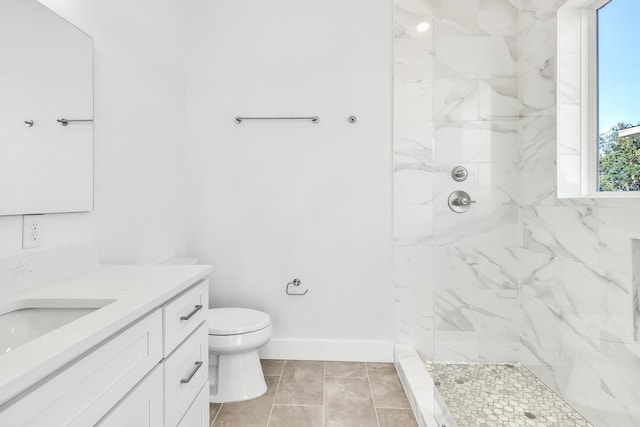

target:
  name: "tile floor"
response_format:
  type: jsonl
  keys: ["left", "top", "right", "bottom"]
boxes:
{"left": 426, "top": 361, "right": 594, "bottom": 427}
{"left": 209, "top": 360, "right": 418, "bottom": 427}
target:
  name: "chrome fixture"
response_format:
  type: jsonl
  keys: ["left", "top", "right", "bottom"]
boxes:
{"left": 348, "top": 115, "right": 357, "bottom": 123}
{"left": 451, "top": 166, "right": 468, "bottom": 182}
{"left": 57, "top": 118, "right": 93, "bottom": 126}
{"left": 286, "top": 278, "right": 308, "bottom": 296}
{"left": 24, "top": 120, "right": 34, "bottom": 127}
{"left": 448, "top": 190, "right": 476, "bottom": 213}
{"left": 179, "top": 304, "right": 203, "bottom": 321}
{"left": 234, "top": 116, "right": 319, "bottom": 124}
{"left": 180, "top": 361, "right": 203, "bottom": 384}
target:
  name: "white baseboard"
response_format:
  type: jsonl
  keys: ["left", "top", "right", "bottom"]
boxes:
{"left": 259, "top": 338, "right": 393, "bottom": 362}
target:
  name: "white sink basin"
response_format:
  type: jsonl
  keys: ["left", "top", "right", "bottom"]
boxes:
{"left": 0, "top": 299, "right": 115, "bottom": 356}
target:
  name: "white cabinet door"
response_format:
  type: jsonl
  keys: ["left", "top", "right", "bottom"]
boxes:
{"left": 164, "top": 322, "right": 209, "bottom": 426}
{"left": 163, "top": 280, "right": 208, "bottom": 356}
{"left": 0, "top": 310, "right": 162, "bottom": 426}
{"left": 97, "top": 365, "right": 163, "bottom": 427}
{"left": 177, "top": 383, "right": 210, "bottom": 427}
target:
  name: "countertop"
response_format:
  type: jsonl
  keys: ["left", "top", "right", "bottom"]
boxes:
{"left": 0, "top": 263, "right": 212, "bottom": 406}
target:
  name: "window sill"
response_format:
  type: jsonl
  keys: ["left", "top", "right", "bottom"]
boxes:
{"left": 559, "top": 191, "right": 640, "bottom": 199}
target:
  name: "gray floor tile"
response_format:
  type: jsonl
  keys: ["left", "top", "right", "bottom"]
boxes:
{"left": 275, "top": 361, "right": 324, "bottom": 405}
{"left": 366, "top": 363, "right": 411, "bottom": 409}
{"left": 324, "top": 361, "right": 367, "bottom": 378}
{"left": 268, "top": 405, "right": 323, "bottom": 427}
{"left": 376, "top": 408, "right": 418, "bottom": 427}
{"left": 213, "top": 376, "right": 279, "bottom": 427}
{"left": 261, "top": 359, "right": 285, "bottom": 376}
{"left": 209, "top": 403, "right": 222, "bottom": 426}
{"left": 324, "top": 377, "right": 379, "bottom": 427}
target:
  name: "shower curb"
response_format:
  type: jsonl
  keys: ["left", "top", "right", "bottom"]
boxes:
{"left": 393, "top": 344, "right": 456, "bottom": 427}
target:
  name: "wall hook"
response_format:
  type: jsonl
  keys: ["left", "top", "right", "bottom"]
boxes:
{"left": 286, "top": 278, "right": 308, "bottom": 296}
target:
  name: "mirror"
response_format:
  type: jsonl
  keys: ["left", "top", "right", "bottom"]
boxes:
{"left": 0, "top": 0, "right": 93, "bottom": 216}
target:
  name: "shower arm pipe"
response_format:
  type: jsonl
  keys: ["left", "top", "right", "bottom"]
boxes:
{"left": 234, "top": 116, "right": 319, "bottom": 124}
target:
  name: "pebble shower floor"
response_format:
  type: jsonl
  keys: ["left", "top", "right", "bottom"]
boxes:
{"left": 425, "top": 362, "right": 594, "bottom": 427}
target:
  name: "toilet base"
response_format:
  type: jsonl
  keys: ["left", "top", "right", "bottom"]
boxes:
{"left": 209, "top": 350, "right": 267, "bottom": 403}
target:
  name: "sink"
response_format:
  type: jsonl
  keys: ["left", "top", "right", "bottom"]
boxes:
{"left": 0, "top": 299, "right": 115, "bottom": 356}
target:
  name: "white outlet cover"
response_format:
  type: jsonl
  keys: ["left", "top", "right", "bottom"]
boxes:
{"left": 23, "top": 215, "right": 44, "bottom": 249}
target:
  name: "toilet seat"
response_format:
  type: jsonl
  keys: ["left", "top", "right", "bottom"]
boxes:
{"left": 208, "top": 308, "right": 271, "bottom": 336}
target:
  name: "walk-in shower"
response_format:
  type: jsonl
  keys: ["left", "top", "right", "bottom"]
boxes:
{"left": 393, "top": 1, "right": 639, "bottom": 426}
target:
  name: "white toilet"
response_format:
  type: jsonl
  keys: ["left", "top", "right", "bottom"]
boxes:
{"left": 207, "top": 307, "right": 273, "bottom": 403}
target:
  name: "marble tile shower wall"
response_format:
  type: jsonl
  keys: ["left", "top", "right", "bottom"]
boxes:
{"left": 394, "top": 1, "right": 640, "bottom": 425}
{"left": 393, "top": 0, "right": 521, "bottom": 363}
{"left": 518, "top": 1, "right": 640, "bottom": 426}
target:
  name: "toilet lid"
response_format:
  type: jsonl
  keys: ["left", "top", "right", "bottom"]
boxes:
{"left": 207, "top": 308, "right": 271, "bottom": 335}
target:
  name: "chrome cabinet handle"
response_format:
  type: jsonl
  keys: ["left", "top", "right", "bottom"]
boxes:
{"left": 180, "top": 361, "right": 203, "bottom": 384}
{"left": 179, "top": 304, "right": 203, "bottom": 321}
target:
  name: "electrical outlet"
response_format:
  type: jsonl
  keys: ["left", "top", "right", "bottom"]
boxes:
{"left": 23, "top": 215, "right": 44, "bottom": 249}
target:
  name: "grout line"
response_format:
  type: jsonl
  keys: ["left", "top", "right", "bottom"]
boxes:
{"left": 273, "top": 404, "right": 324, "bottom": 407}
{"left": 266, "top": 367, "right": 283, "bottom": 427}
{"left": 365, "top": 363, "right": 382, "bottom": 427}
{"left": 324, "top": 374, "right": 367, "bottom": 378}
{"left": 210, "top": 403, "right": 222, "bottom": 427}
{"left": 322, "top": 361, "right": 325, "bottom": 427}
{"left": 375, "top": 405, "right": 413, "bottom": 410}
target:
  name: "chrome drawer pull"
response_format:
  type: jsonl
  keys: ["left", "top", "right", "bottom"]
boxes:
{"left": 180, "top": 304, "right": 203, "bottom": 321}
{"left": 180, "top": 361, "right": 203, "bottom": 384}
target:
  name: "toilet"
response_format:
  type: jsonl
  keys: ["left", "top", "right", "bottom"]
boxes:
{"left": 207, "top": 307, "right": 273, "bottom": 403}
{"left": 160, "top": 258, "right": 272, "bottom": 403}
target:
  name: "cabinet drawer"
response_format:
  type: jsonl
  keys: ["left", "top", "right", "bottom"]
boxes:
{"left": 0, "top": 309, "right": 162, "bottom": 426}
{"left": 97, "top": 365, "right": 163, "bottom": 427}
{"left": 164, "top": 322, "right": 208, "bottom": 427}
{"left": 164, "top": 280, "right": 208, "bottom": 355}
{"left": 177, "top": 383, "right": 210, "bottom": 427}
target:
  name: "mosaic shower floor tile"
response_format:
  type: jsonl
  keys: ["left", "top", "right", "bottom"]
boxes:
{"left": 425, "top": 362, "right": 594, "bottom": 427}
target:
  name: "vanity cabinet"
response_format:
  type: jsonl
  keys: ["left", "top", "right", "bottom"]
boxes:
{"left": 0, "top": 279, "right": 209, "bottom": 427}
{"left": 96, "top": 365, "right": 164, "bottom": 427}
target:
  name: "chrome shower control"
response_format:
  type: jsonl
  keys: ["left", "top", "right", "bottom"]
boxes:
{"left": 448, "top": 190, "right": 477, "bottom": 213}
{"left": 451, "top": 166, "right": 469, "bottom": 182}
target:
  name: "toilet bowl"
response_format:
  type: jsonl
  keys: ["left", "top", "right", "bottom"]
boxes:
{"left": 208, "top": 307, "right": 272, "bottom": 403}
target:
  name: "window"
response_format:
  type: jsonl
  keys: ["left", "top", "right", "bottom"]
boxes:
{"left": 597, "top": 0, "right": 640, "bottom": 192}
{"left": 556, "top": 0, "right": 640, "bottom": 198}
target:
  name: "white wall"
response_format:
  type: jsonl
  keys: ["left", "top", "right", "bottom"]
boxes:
{"left": 0, "top": 0, "right": 188, "bottom": 263}
{"left": 184, "top": 0, "right": 394, "bottom": 361}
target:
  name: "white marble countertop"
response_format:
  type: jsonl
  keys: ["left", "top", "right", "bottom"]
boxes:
{"left": 0, "top": 263, "right": 212, "bottom": 406}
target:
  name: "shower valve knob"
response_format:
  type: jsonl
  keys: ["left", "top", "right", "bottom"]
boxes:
{"left": 448, "top": 190, "right": 476, "bottom": 213}
{"left": 451, "top": 166, "right": 469, "bottom": 182}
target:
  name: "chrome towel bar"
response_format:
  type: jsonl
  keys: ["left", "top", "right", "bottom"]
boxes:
{"left": 57, "top": 118, "right": 93, "bottom": 126}
{"left": 234, "top": 116, "right": 319, "bottom": 124}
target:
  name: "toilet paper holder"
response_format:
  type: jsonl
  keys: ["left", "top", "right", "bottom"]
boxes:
{"left": 286, "top": 278, "right": 308, "bottom": 296}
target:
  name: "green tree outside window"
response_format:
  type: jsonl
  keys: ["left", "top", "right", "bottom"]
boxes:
{"left": 599, "top": 123, "right": 640, "bottom": 191}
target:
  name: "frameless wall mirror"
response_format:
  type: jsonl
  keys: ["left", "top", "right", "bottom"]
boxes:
{"left": 0, "top": 0, "right": 93, "bottom": 216}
